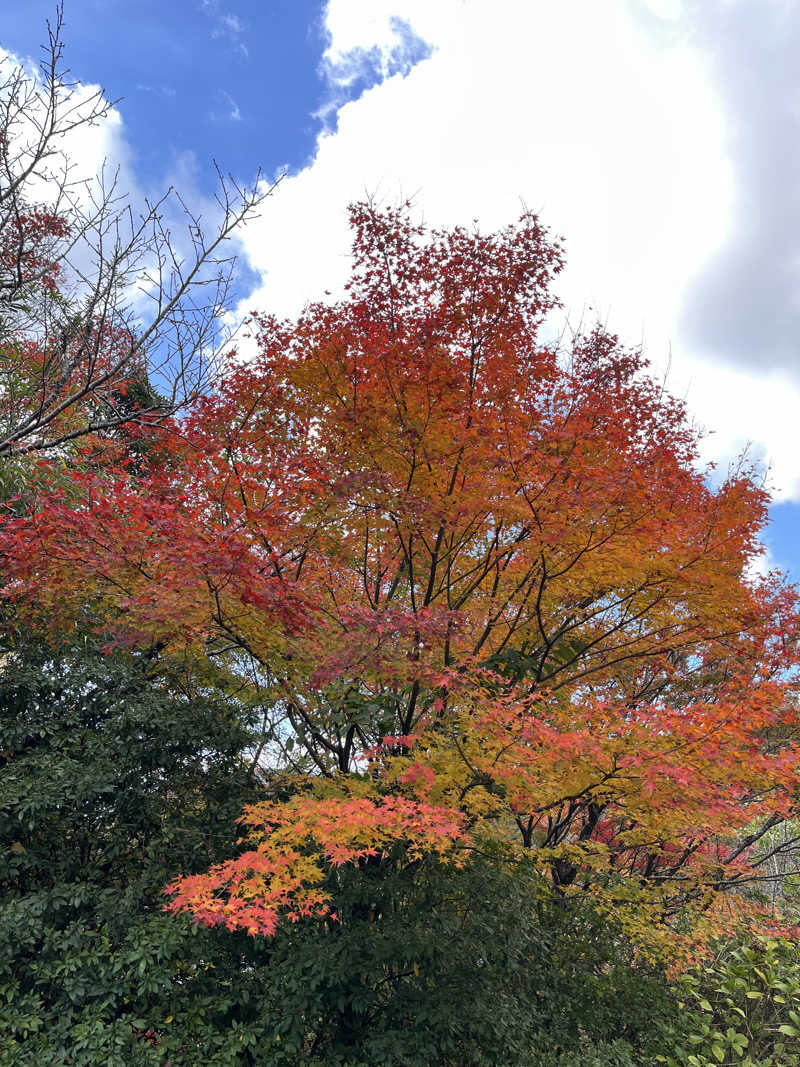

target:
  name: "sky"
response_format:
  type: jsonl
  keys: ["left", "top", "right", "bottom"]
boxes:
{"left": 2, "top": 0, "right": 799, "bottom": 579}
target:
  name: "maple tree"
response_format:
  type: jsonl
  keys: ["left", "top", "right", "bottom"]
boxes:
{"left": 4, "top": 200, "right": 800, "bottom": 963}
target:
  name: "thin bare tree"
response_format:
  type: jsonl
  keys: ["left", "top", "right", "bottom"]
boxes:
{"left": 0, "top": 4, "right": 275, "bottom": 458}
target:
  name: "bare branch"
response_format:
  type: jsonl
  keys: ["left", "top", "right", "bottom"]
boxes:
{"left": 0, "top": 9, "right": 278, "bottom": 458}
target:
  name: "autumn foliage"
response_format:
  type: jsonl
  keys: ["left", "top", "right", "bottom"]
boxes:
{"left": 3, "top": 202, "right": 800, "bottom": 961}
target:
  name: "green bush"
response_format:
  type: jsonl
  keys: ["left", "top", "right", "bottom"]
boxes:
{"left": 529, "top": 1037, "right": 640, "bottom": 1066}
{"left": 0, "top": 634, "right": 278, "bottom": 1064}
{"left": 234, "top": 855, "right": 676, "bottom": 1065}
{"left": 655, "top": 936, "right": 800, "bottom": 1067}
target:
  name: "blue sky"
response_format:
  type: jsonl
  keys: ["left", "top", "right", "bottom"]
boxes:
{"left": 1, "top": 1, "right": 431, "bottom": 189}
{"left": 2, "top": 1, "right": 798, "bottom": 582}
{"left": 2, "top": 1, "right": 331, "bottom": 185}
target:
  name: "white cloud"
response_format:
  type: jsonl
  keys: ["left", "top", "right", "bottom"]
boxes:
{"left": 242, "top": 1, "right": 729, "bottom": 311}
{"left": 670, "top": 358, "right": 800, "bottom": 500}
{"left": 201, "top": 0, "right": 249, "bottom": 57}
{"left": 0, "top": 45, "right": 133, "bottom": 202}
{"left": 136, "top": 83, "right": 176, "bottom": 98}
{"left": 233, "top": 1, "right": 800, "bottom": 495}
{"left": 220, "top": 13, "right": 244, "bottom": 35}
{"left": 745, "top": 540, "right": 776, "bottom": 583}
{"left": 641, "top": 0, "right": 685, "bottom": 18}
{"left": 319, "top": 7, "right": 433, "bottom": 111}
{"left": 213, "top": 89, "right": 242, "bottom": 122}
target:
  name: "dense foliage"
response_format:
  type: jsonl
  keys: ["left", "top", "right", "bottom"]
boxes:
{"left": 0, "top": 634, "right": 264, "bottom": 1063}
{"left": 656, "top": 937, "right": 800, "bottom": 1066}
{"left": 1, "top": 634, "right": 683, "bottom": 1064}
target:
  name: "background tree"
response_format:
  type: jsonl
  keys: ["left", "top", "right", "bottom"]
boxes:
{"left": 0, "top": 4, "right": 272, "bottom": 459}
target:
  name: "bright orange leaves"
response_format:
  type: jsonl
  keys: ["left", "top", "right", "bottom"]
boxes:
{"left": 3, "top": 202, "right": 800, "bottom": 958}
{"left": 165, "top": 789, "right": 466, "bottom": 937}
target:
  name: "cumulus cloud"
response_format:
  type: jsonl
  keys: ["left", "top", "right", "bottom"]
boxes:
{"left": 240, "top": 1, "right": 729, "bottom": 315}
{"left": 0, "top": 45, "right": 132, "bottom": 199}
{"left": 230, "top": 0, "right": 800, "bottom": 501}
{"left": 317, "top": 13, "right": 433, "bottom": 123}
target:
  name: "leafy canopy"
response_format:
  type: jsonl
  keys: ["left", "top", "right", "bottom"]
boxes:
{"left": 3, "top": 202, "right": 800, "bottom": 961}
